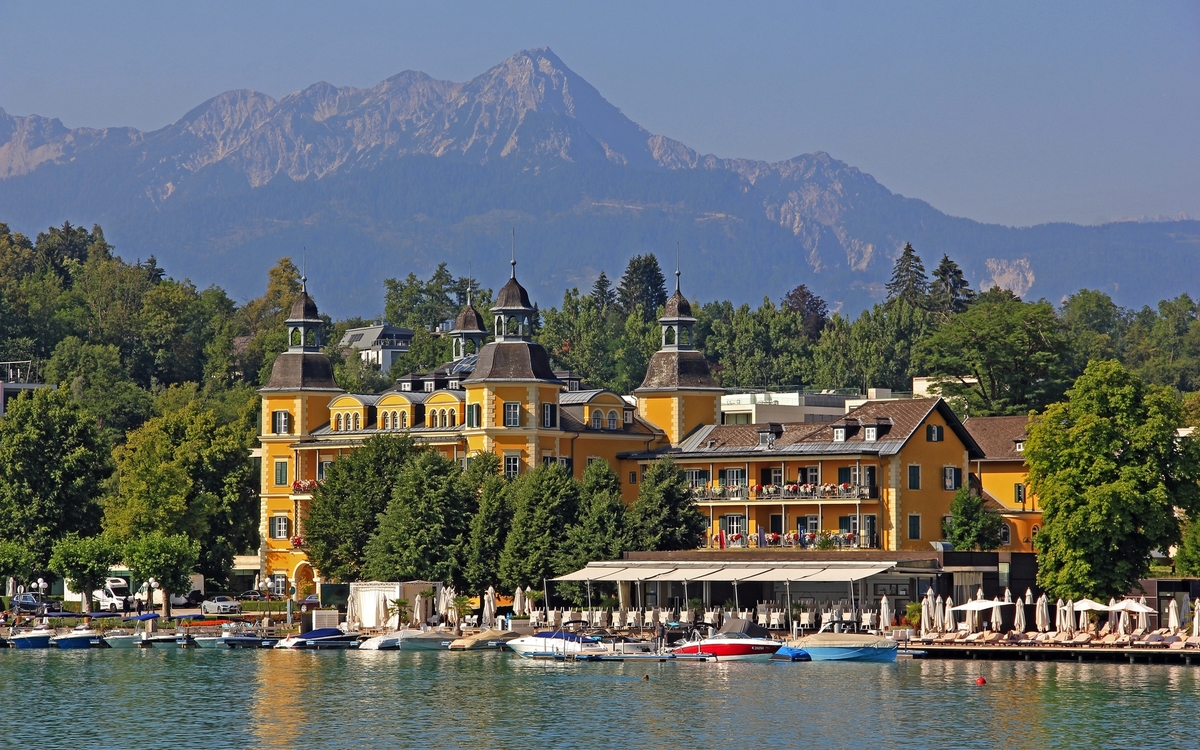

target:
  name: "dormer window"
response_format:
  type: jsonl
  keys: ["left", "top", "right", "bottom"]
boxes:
{"left": 624, "top": 410, "right": 633, "bottom": 424}
{"left": 449, "top": 380, "right": 459, "bottom": 390}
{"left": 424, "top": 381, "right": 434, "bottom": 393}
{"left": 1015, "top": 441, "right": 1025, "bottom": 453}
{"left": 400, "top": 382, "right": 411, "bottom": 392}
{"left": 864, "top": 426, "right": 877, "bottom": 442}
{"left": 833, "top": 427, "right": 846, "bottom": 443}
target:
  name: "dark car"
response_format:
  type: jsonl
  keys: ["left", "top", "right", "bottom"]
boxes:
{"left": 298, "top": 594, "right": 320, "bottom": 612}
{"left": 237, "top": 590, "right": 265, "bottom": 601}
{"left": 11, "top": 592, "right": 48, "bottom": 614}
{"left": 184, "top": 590, "right": 207, "bottom": 607}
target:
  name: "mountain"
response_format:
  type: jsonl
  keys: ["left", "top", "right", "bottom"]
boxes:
{"left": 1, "top": 47, "right": 1196, "bottom": 317}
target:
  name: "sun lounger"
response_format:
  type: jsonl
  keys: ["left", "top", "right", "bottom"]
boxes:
{"left": 1070, "top": 633, "right": 1092, "bottom": 646}
{"left": 1169, "top": 639, "right": 1187, "bottom": 650}
{"left": 978, "top": 632, "right": 1002, "bottom": 644}
{"left": 1099, "top": 633, "right": 1119, "bottom": 645}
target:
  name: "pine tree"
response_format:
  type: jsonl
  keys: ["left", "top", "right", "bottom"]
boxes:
{"left": 781, "top": 283, "right": 830, "bottom": 341}
{"left": 499, "top": 464, "right": 580, "bottom": 590}
{"left": 556, "top": 461, "right": 630, "bottom": 604}
{"left": 628, "top": 458, "right": 707, "bottom": 551}
{"left": 591, "top": 271, "right": 616, "bottom": 312}
{"left": 617, "top": 254, "right": 667, "bottom": 322}
{"left": 885, "top": 243, "right": 929, "bottom": 309}
{"left": 928, "top": 254, "right": 975, "bottom": 316}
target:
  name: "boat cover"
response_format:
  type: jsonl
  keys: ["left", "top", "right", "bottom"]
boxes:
{"left": 716, "top": 618, "right": 771, "bottom": 638}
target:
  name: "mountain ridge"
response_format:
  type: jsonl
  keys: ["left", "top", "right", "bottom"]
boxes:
{"left": 1, "top": 47, "right": 1196, "bottom": 317}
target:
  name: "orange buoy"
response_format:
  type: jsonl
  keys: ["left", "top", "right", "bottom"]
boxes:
{"left": 975, "top": 676, "right": 986, "bottom": 685}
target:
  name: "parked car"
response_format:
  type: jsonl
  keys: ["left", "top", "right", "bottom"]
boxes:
{"left": 92, "top": 578, "right": 132, "bottom": 612}
{"left": 11, "top": 592, "right": 48, "bottom": 614}
{"left": 184, "top": 590, "right": 207, "bottom": 607}
{"left": 236, "top": 590, "right": 265, "bottom": 602}
{"left": 298, "top": 594, "right": 320, "bottom": 612}
{"left": 201, "top": 596, "right": 242, "bottom": 615}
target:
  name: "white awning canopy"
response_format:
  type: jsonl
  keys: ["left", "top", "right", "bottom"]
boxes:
{"left": 614, "top": 567, "right": 676, "bottom": 581}
{"left": 800, "top": 565, "right": 894, "bottom": 582}
{"left": 552, "top": 566, "right": 621, "bottom": 582}
{"left": 649, "top": 567, "right": 725, "bottom": 581}
{"left": 692, "top": 567, "right": 777, "bottom": 582}
{"left": 552, "top": 562, "right": 898, "bottom": 584}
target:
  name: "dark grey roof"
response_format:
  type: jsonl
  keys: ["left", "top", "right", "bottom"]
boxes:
{"left": 338, "top": 325, "right": 414, "bottom": 350}
{"left": 636, "top": 350, "right": 720, "bottom": 391}
{"left": 494, "top": 277, "right": 532, "bottom": 310}
{"left": 662, "top": 290, "right": 694, "bottom": 320}
{"left": 452, "top": 304, "right": 487, "bottom": 333}
{"left": 558, "top": 389, "right": 607, "bottom": 405}
{"left": 463, "top": 341, "right": 560, "bottom": 383}
{"left": 287, "top": 292, "right": 321, "bottom": 323}
{"left": 261, "top": 352, "right": 341, "bottom": 391}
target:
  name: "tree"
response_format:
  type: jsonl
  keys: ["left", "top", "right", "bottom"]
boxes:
{"left": 928, "top": 255, "right": 975, "bottom": 317}
{"left": 885, "top": 243, "right": 928, "bottom": 308}
{"left": 464, "top": 455, "right": 511, "bottom": 593}
{"left": 556, "top": 461, "right": 630, "bottom": 604}
{"left": 363, "top": 451, "right": 472, "bottom": 585}
{"left": 1183, "top": 391, "right": 1200, "bottom": 428}
{"left": 1026, "top": 360, "right": 1200, "bottom": 600}
{"left": 591, "top": 271, "right": 616, "bottom": 312}
{"left": 48, "top": 535, "right": 120, "bottom": 613}
{"left": 617, "top": 254, "right": 667, "bottom": 322}
{"left": 781, "top": 284, "right": 829, "bottom": 341}
{"left": 538, "top": 289, "right": 617, "bottom": 389}
{"left": 124, "top": 532, "right": 199, "bottom": 619}
{"left": 947, "top": 488, "right": 1002, "bottom": 551}
{"left": 919, "top": 293, "right": 1068, "bottom": 415}
{"left": 43, "top": 336, "right": 155, "bottom": 443}
{"left": 0, "top": 387, "right": 109, "bottom": 572}
{"left": 305, "top": 435, "right": 421, "bottom": 581}
{"left": 1060, "top": 289, "right": 1129, "bottom": 376}
{"left": 499, "top": 464, "right": 580, "bottom": 590}
{"left": 0, "top": 540, "right": 36, "bottom": 592}
{"left": 628, "top": 458, "right": 707, "bottom": 551}
{"left": 1176, "top": 519, "right": 1200, "bottom": 578}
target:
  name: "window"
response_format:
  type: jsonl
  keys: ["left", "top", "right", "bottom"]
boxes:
{"left": 942, "top": 467, "right": 963, "bottom": 491}
{"left": 629, "top": 471, "right": 637, "bottom": 485}
{"left": 591, "top": 410, "right": 602, "bottom": 429}
{"left": 720, "top": 515, "right": 745, "bottom": 536}
{"left": 569, "top": 380, "right": 580, "bottom": 391}
{"left": 1015, "top": 483, "right": 1027, "bottom": 505}
{"left": 353, "top": 413, "right": 360, "bottom": 431}
{"left": 504, "top": 403, "right": 521, "bottom": 427}
{"left": 941, "top": 515, "right": 953, "bottom": 539}
{"left": 335, "top": 414, "right": 343, "bottom": 431}
{"left": 504, "top": 455, "right": 521, "bottom": 479}
{"left": 908, "top": 514, "right": 921, "bottom": 540}
{"left": 864, "top": 426, "right": 877, "bottom": 442}
{"left": 448, "top": 410, "right": 456, "bottom": 427}
{"left": 838, "top": 467, "right": 852, "bottom": 485}
{"left": 908, "top": 465, "right": 921, "bottom": 490}
{"left": 725, "top": 468, "right": 747, "bottom": 486}
{"left": 543, "top": 455, "right": 557, "bottom": 467}
{"left": 684, "top": 469, "right": 710, "bottom": 487}
{"left": 271, "top": 410, "right": 291, "bottom": 434}
{"left": 838, "top": 516, "right": 859, "bottom": 534}
{"left": 801, "top": 467, "right": 819, "bottom": 484}
{"left": 1031, "top": 525, "right": 1040, "bottom": 539}
{"left": 270, "top": 573, "right": 288, "bottom": 596}
{"left": 449, "top": 380, "right": 459, "bottom": 390}
{"left": 400, "top": 382, "right": 411, "bottom": 391}
{"left": 999, "top": 523, "right": 1011, "bottom": 546}
{"left": 317, "top": 460, "right": 332, "bottom": 481}
{"left": 1015, "top": 441, "right": 1025, "bottom": 453}
{"left": 624, "top": 410, "right": 633, "bottom": 424}
{"left": 274, "top": 460, "right": 288, "bottom": 486}
{"left": 270, "top": 515, "right": 290, "bottom": 539}
{"left": 926, "top": 424, "right": 944, "bottom": 442}
{"left": 382, "top": 413, "right": 390, "bottom": 429}
{"left": 769, "top": 467, "right": 783, "bottom": 485}
{"left": 424, "top": 381, "right": 434, "bottom": 392}
{"left": 400, "top": 411, "right": 408, "bottom": 429}
{"left": 833, "top": 427, "right": 846, "bottom": 442}
{"left": 804, "top": 515, "right": 819, "bottom": 533}
{"left": 607, "top": 411, "right": 618, "bottom": 430}
{"left": 542, "top": 403, "right": 557, "bottom": 428}
{"left": 466, "top": 404, "right": 480, "bottom": 428}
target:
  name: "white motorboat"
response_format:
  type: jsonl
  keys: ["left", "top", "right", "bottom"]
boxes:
{"left": 50, "top": 624, "right": 103, "bottom": 649}
{"left": 670, "top": 618, "right": 782, "bottom": 662}
{"left": 104, "top": 613, "right": 160, "bottom": 648}
{"left": 359, "top": 628, "right": 456, "bottom": 651}
{"left": 275, "top": 627, "right": 363, "bottom": 649}
{"left": 448, "top": 629, "right": 519, "bottom": 650}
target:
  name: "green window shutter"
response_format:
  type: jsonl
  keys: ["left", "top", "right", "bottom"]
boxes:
{"left": 953, "top": 468, "right": 963, "bottom": 489}
{"left": 718, "top": 469, "right": 727, "bottom": 485}
{"left": 838, "top": 467, "right": 852, "bottom": 484}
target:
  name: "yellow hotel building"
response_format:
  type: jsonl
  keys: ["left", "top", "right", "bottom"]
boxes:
{"left": 257, "top": 262, "right": 1007, "bottom": 595}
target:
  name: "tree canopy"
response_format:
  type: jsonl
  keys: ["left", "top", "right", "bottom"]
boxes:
{"left": 885, "top": 243, "right": 929, "bottom": 308}
{"left": 499, "top": 464, "right": 580, "bottom": 590}
{"left": 947, "top": 487, "right": 1002, "bottom": 551}
{"left": 48, "top": 535, "right": 120, "bottom": 612}
{"left": 628, "top": 458, "right": 708, "bottom": 551}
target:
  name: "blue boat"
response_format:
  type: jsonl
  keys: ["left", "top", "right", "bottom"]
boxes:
{"left": 772, "top": 645, "right": 812, "bottom": 662}
{"left": 51, "top": 624, "right": 105, "bottom": 649}
{"left": 789, "top": 632, "right": 897, "bottom": 662}
{"left": 10, "top": 624, "right": 55, "bottom": 649}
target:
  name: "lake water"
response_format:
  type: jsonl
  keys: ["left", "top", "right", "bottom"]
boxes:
{"left": 3, "top": 649, "right": 1197, "bottom": 749}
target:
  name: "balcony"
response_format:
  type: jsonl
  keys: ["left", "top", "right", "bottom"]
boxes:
{"left": 707, "top": 529, "right": 880, "bottom": 550}
{"left": 691, "top": 483, "right": 879, "bottom": 502}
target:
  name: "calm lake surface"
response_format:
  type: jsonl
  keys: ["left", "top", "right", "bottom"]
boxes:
{"left": 3, "top": 648, "right": 1196, "bottom": 749}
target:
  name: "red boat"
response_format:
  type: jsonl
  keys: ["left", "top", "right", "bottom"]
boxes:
{"left": 671, "top": 618, "right": 782, "bottom": 662}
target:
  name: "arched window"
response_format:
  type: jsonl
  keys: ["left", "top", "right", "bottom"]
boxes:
{"left": 999, "top": 523, "right": 1011, "bottom": 546}
{"left": 664, "top": 326, "right": 676, "bottom": 345}
{"left": 382, "top": 412, "right": 390, "bottom": 430}
{"left": 449, "top": 409, "right": 456, "bottom": 427}
{"left": 607, "top": 411, "right": 618, "bottom": 430}
{"left": 1031, "top": 525, "right": 1039, "bottom": 539}
{"left": 400, "top": 411, "right": 407, "bottom": 429}
{"left": 592, "top": 410, "right": 602, "bottom": 429}
{"left": 353, "top": 413, "right": 360, "bottom": 431}
{"left": 335, "top": 414, "right": 343, "bottom": 431}
{"left": 392, "top": 411, "right": 399, "bottom": 430}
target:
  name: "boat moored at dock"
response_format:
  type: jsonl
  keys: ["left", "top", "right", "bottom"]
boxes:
{"left": 788, "top": 631, "right": 898, "bottom": 662}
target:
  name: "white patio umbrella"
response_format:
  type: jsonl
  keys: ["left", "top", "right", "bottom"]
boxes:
{"left": 942, "top": 596, "right": 955, "bottom": 632}
{"left": 934, "top": 595, "right": 945, "bottom": 633}
{"left": 1137, "top": 595, "right": 1150, "bottom": 632}
{"left": 1013, "top": 596, "right": 1027, "bottom": 633}
{"left": 1168, "top": 598, "right": 1180, "bottom": 632}
{"left": 920, "top": 598, "right": 932, "bottom": 636}
{"left": 991, "top": 597, "right": 1003, "bottom": 632}
{"left": 513, "top": 586, "right": 525, "bottom": 618}
{"left": 1107, "top": 598, "right": 1119, "bottom": 631}
{"left": 1025, "top": 588, "right": 1034, "bottom": 605}
{"left": 1065, "top": 600, "right": 1077, "bottom": 634}
{"left": 524, "top": 586, "right": 534, "bottom": 616}
{"left": 879, "top": 595, "right": 891, "bottom": 630}
{"left": 1193, "top": 601, "right": 1200, "bottom": 638}
{"left": 1181, "top": 595, "right": 1191, "bottom": 634}
{"left": 482, "top": 586, "right": 496, "bottom": 628}
{"left": 1054, "top": 598, "right": 1065, "bottom": 632}
{"left": 412, "top": 593, "right": 424, "bottom": 626}
{"left": 1036, "top": 595, "right": 1051, "bottom": 633}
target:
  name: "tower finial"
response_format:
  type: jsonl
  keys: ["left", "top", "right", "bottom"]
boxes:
{"left": 302, "top": 247, "right": 307, "bottom": 292}
{"left": 675, "top": 242, "right": 681, "bottom": 292}
{"left": 510, "top": 227, "right": 516, "bottom": 278}
{"left": 467, "top": 260, "right": 474, "bottom": 305}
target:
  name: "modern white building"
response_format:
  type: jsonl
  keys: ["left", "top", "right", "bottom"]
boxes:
{"left": 338, "top": 325, "right": 414, "bottom": 374}
{"left": 720, "top": 391, "right": 851, "bottom": 424}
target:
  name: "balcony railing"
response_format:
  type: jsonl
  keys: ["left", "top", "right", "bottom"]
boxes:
{"left": 691, "top": 483, "right": 879, "bottom": 502}
{"left": 707, "top": 529, "right": 880, "bottom": 550}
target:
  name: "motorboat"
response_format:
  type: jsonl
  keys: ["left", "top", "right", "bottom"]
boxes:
{"left": 194, "top": 630, "right": 266, "bottom": 649}
{"left": 360, "top": 627, "right": 456, "bottom": 651}
{"left": 10, "top": 624, "right": 56, "bottom": 649}
{"left": 506, "top": 630, "right": 611, "bottom": 658}
{"left": 448, "top": 628, "right": 519, "bottom": 651}
{"left": 772, "top": 645, "right": 813, "bottom": 662}
{"left": 50, "top": 624, "right": 105, "bottom": 649}
{"left": 671, "top": 618, "right": 782, "bottom": 662}
{"left": 274, "top": 627, "right": 363, "bottom": 650}
{"left": 787, "top": 630, "right": 898, "bottom": 662}
{"left": 104, "top": 613, "right": 159, "bottom": 648}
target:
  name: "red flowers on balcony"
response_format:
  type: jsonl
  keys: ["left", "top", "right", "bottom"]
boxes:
{"left": 292, "top": 479, "right": 320, "bottom": 492}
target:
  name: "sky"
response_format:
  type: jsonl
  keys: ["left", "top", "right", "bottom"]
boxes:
{"left": 1, "top": 1, "right": 1197, "bottom": 227}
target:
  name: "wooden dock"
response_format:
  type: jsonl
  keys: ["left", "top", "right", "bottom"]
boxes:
{"left": 913, "top": 643, "right": 1200, "bottom": 665}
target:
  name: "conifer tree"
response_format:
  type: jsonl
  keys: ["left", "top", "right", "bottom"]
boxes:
{"left": 885, "top": 243, "right": 929, "bottom": 309}
{"left": 928, "top": 254, "right": 975, "bottom": 316}
{"left": 499, "top": 464, "right": 580, "bottom": 590}
{"left": 628, "top": 458, "right": 707, "bottom": 551}
{"left": 591, "top": 271, "right": 616, "bottom": 312}
{"left": 617, "top": 254, "right": 667, "bottom": 322}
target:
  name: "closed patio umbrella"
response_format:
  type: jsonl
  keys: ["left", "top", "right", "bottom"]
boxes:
{"left": 1054, "top": 598, "right": 1065, "bottom": 632}
{"left": 942, "top": 596, "right": 955, "bottom": 632}
{"left": 1036, "top": 595, "right": 1051, "bottom": 633}
{"left": 1107, "top": 598, "right": 1119, "bottom": 631}
{"left": 412, "top": 593, "right": 424, "bottom": 626}
{"left": 513, "top": 586, "right": 525, "bottom": 618}
{"left": 880, "top": 595, "right": 891, "bottom": 630}
{"left": 1181, "top": 595, "right": 1191, "bottom": 634}
{"left": 934, "top": 595, "right": 945, "bottom": 634}
{"left": 1138, "top": 595, "right": 1150, "bottom": 632}
{"left": 920, "top": 598, "right": 932, "bottom": 636}
{"left": 1168, "top": 597, "right": 1180, "bottom": 632}
{"left": 1193, "top": 602, "right": 1200, "bottom": 638}
{"left": 1013, "top": 596, "right": 1026, "bottom": 633}
{"left": 482, "top": 586, "right": 496, "bottom": 628}
{"left": 524, "top": 586, "right": 534, "bottom": 616}
{"left": 991, "top": 597, "right": 1003, "bottom": 632}
{"left": 1065, "top": 600, "right": 1076, "bottom": 634}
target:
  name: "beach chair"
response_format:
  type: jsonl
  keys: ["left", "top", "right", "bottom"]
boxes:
{"left": 757, "top": 612, "right": 770, "bottom": 628}
{"left": 703, "top": 610, "right": 717, "bottom": 625}
{"left": 1135, "top": 632, "right": 1164, "bottom": 647}
{"left": 1069, "top": 632, "right": 1092, "bottom": 646}
{"left": 799, "top": 611, "right": 814, "bottom": 630}
{"left": 769, "top": 611, "right": 783, "bottom": 629}
{"left": 1099, "top": 633, "right": 1119, "bottom": 646}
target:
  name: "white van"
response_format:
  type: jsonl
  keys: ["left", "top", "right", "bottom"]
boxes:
{"left": 92, "top": 577, "right": 131, "bottom": 612}
{"left": 134, "top": 573, "right": 202, "bottom": 607}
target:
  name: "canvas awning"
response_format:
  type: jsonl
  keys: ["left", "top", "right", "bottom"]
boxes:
{"left": 740, "top": 567, "right": 823, "bottom": 582}
{"left": 648, "top": 567, "right": 726, "bottom": 581}
{"left": 692, "top": 567, "right": 783, "bottom": 582}
{"left": 799, "top": 565, "right": 894, "bottom": 582}
{"left": 552, "top": 566, "right": 621, "bottom": 582}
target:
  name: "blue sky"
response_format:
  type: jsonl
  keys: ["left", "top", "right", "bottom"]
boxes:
{"left": 1, "top": 1, "right": 1196, "bottom": 227}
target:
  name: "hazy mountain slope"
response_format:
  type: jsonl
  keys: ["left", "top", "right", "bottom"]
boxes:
{"left": 1, "top": 47, "right": 1196, "bottom": 317}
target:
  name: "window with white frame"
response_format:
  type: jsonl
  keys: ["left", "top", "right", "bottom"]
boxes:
{"left": 504, "top": 403, "right": 521, "bottom": 427}
{"left": 1015, "top": 440, "right": 1025, "bottom": 453}
{"left": 721, "top": 515, "right": 745, "bottom": 536}
{"left": 908, "top": 465, "right": 921, "bottom": 490}
{"left": 833, "top": 427, "right": 846, "bottom": 442}
{"left": 424, "top": 381, "right": 434, "bottom": 392}
{"left": 270, "top": 515, "right": 290, "bottom": 539}
{"left": 607, "top": 411, "right": 618, "bottom": 430}
{"left": 504, "top": 455, "right": 520, "bottom": 479}
{"left": 801, "top": 467, "right": 819, "bottom": 484}
{"left": 1015, "top": 483, "right": 1027, "bottom": 505}
{"left": 684, "top": 469, "right": 710, "bottom": 487}
{"left": 942, "top": 467, "right": 963, "bottom": 491}
{"left": 274, "top": 460, "right": 288, "bottom": 486}
{"left": 270, "top": 573, "right": 288, "bottom": 596}
{"left": 591, "top": 410, "right": 602, "bottom": 429}
{"left": 769, "top": 467, "right": 783, "bottom": 485}
{"left": 908, "top": 514, "right": 921, "bottom": 540}
{"left": 864, "top": 426, "right": 877, "bottom": 442}
{"left": 624, "top": 409, "right": 633, "bottom": 424}
{"left": 805, "top": 515, "right": 819, "bottom": 533}
{"left": 926, "top": 424, "right": 944, "bottom": 442}
{"left": 999, "top": 523, "right": 1011, "bottom": 546}
{"left": 317, "top": 460, "right": 332, "bottom": 481}
{"left": 271, "top": 410, "right": 291, "bottom": 434}
{"left": 725, "top": 468, "right": 747, "bottom": 486}
{"left": 542, "top": 403, "right": 557, "bottom": 428}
